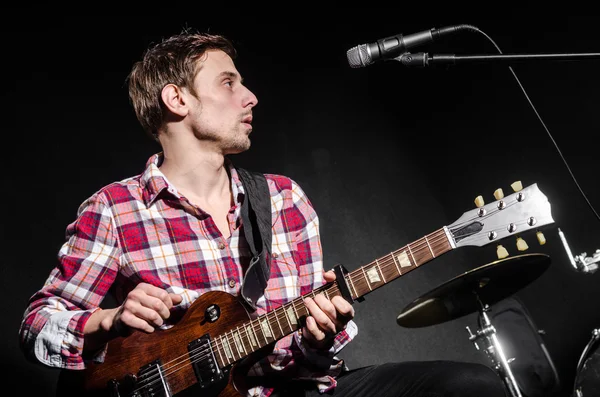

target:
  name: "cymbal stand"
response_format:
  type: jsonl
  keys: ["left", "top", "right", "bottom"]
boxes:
{"left": 558, "top": 228, "right": 599, "bottom": 274}
{"left": 465, "top": 296, "right": 522, "bottom": 397}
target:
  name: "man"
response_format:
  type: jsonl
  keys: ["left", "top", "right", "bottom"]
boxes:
{"left": 19, "top": 30, "right": 506, "bottom": 396}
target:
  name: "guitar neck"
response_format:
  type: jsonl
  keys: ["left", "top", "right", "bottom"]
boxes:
{"left": 212, "top": 227, "right": 453, "bottom": 368}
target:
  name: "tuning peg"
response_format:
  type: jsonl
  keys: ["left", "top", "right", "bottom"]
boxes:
{"left": 517, "top": 237, "right": 529, "bottom": 251}
{"left": 493, "top": 188, "right": 504, "bottom": 200}
{"left": 511, "top": 181, "right": 523, "bottom": 192}
{"left": 474, "top": 195, "right": 485, "bottom": 208}
{"left": 536, "top": 231, "right": 547, "bottom": 245}
{"left": 497, "top": 245, "right": 509, "bottom": 259}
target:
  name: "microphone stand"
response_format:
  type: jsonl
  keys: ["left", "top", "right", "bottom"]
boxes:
{"left": 394, "top": 51, "right": 600, "bottom": 274}
{"left": 396, "top": 52, "right": 600, "bottom": 67}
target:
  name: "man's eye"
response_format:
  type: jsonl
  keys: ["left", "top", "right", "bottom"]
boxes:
{"left": 224, "top": 80, "right": 233, "bottom": 87}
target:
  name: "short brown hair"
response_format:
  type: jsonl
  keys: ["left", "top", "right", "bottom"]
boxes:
{"left": 127, "top": 30, "right": 237, "bottom": 141}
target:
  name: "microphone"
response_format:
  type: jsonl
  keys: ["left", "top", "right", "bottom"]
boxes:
{"left": 346, "top": 24, "right": 474, "bottom": 68}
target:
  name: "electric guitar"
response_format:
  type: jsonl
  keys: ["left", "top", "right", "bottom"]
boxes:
{"left": 58, "top": 182, "right": 554, "bottom": 397}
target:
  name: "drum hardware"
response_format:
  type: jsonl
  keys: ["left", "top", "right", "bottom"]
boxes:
{"left": 558, "top": 228, "right": 599, "bottom": 274}
{"left": 573, "top": 328, "right": 600, "bottom": 397}
{"left": 465, "top": 299, "right": 522, "bottom": 397}
{"left": 397, "top": 253, "right": 552, "bottom": 397}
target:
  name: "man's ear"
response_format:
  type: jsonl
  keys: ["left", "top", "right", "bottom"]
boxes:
{"left": 161, "top": 84, "right": 188, "bottom": 117}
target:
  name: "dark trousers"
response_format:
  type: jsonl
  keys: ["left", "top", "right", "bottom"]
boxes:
{"left": 273, "top": 361, "right": 507, "bottom": 397}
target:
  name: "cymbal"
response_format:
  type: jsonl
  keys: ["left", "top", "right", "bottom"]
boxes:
{"left": 396, "top": 253, "right": 551, "bottom": 328}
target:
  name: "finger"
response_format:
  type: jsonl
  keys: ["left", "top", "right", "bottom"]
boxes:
{"left": 169, "top": 293, "right": 183, "bottom": 305}
{"left": 315, "top": 294, "right": 351, "bottom": 331}
{"left": 117, "top": 308, "right": 157, "bottom": 334}
{"left": 313, "top": 293, "right": 338, "bottom": 322}
{"left": 323, "top": 270, "right": 336, "bottom": 283}
{"left": 137, "top": 283, "right": 176, "bottom": 311}
{"left": 138, "top": 295, "right": 172, "bottom": 320}
{"left": 331, "top": 296, "right": 355, "bottom": 326}
{"left": 122, "top": 299, "right": 166, "bottom": 327}
{"left": 130, "top": 284, "right": 175, "bottom": 317}
{"left": 304, "top": 316, "right": 327, "bottom": 342}
{"left": 304, "top": 296, "right": 337, "bottom": 335}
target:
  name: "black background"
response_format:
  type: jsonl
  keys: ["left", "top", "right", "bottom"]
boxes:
{"left": 3, "top": 10, "right": 600, "bottom": 397}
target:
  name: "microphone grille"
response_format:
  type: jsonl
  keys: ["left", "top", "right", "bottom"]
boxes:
{"left": 346, "top": 44, "right": 372, "bottom": 68}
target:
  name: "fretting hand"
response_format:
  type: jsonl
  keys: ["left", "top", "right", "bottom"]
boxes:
{"left": 301, "top": 270, "right": 355, "bottom": 349}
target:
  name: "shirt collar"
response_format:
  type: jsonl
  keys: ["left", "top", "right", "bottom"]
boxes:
{"left": 140, "top": 152, "right": 245, "bottom": 208}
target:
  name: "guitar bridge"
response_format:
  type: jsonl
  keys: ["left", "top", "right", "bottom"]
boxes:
{"left": 188, "top": 334, "right": 224, "bottom": 388}
{"left": 137, "top": 359, "right": 171, "bottom": 397}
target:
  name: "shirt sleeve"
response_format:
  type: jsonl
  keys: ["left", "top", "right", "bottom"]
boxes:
{"left": 247, "top": 178, "right": 358, "bottom": 395}
{"left": 18, "top": 193, "right": 121, "bottom": 369}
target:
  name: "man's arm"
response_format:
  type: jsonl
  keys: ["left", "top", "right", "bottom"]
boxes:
{"left": 83, "top": 283, "right": 183, "bottom": 354}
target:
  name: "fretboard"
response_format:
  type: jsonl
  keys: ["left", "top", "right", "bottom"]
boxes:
{"left": 211, "top": 227, "right": 453, "bottom": 368}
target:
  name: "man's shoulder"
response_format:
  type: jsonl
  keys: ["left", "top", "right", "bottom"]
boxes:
{"left": 84, "top": 174, "right": 144, "bottom": 205}
{"left": 264, "top": 173, "right": 295, "bottom": 189}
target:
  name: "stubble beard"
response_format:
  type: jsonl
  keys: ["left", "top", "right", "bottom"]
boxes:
{"left": 215, "top": 126, "right": 252, "bottom": 155}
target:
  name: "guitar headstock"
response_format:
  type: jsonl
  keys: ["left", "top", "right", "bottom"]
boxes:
{"left": 447, "top": 181, "right": 554, "bottom": 250}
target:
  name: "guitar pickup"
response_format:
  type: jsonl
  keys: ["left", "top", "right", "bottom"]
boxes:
{"left": 137, "top": 359, "right": 171, "bottom": 397}
{"left": 188, "top": 334, "right": 224, "bottom": 388}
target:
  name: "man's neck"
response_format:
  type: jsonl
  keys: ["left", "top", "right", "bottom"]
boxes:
{"left": 159, "top": 146, "right": 231, "bottom": 203}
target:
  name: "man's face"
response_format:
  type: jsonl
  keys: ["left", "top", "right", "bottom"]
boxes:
{"left": 186, "top": 49, "right": 258, "bottom": 154}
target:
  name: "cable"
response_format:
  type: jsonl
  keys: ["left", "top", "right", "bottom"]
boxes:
{"left": 465, "top": 26, "right": 600, "bottom": 223}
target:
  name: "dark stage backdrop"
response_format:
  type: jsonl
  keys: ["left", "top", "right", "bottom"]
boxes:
{"left": 3, "top": 11, "right": 599, "bottom": 397}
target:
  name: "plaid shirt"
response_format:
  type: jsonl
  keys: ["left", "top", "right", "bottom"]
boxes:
{"left": 19, "top": 153, "right": 357, "bottom": 397}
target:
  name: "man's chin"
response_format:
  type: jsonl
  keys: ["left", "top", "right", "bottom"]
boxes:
{"left": 224, "top": 141, "right": 251, "bottom": 155}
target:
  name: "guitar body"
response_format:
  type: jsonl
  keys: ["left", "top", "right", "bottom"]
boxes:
{"left": 58, "top": 291, "right": 257, "bottom": 397}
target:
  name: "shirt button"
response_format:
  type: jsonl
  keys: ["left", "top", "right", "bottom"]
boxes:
{"left": 228, "top": 279, "right": 236, "bottom": 288}
{"left": 272, "top": 252, "right": 279, "bottom": 259}
{"left": 218, "top": 242, "right": 226, "bottom": 250}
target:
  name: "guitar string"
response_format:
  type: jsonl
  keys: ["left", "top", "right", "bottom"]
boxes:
{"left": 135, "top": 225, "right": 510, "bottom": 395}
{"left": 132, "top": 217, "right": 526, "bottom": 394}
{"left": 129, "top": 230, "right": 452, "bottom": 393}
{"left": 131, "top": 205, "right": 540, "bottom": 393}
{"left": 130, "top": 230, "right": 453, "bottom": 393}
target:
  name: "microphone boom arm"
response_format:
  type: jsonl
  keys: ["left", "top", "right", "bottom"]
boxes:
{"left": 396, "top": 52, "right": 600, "bottom": 67}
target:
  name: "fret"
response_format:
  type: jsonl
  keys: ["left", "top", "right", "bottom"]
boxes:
{"left": 240, "top": 326, "right": 250, "bottom": 354}
{"left": 360, "top": 267, "right": 372, "bottom": 291}
{"left": 299, "top": 296, "right": 310, "bottom": 318}
{"left": 229, "top": 331, "right": 241, "bottom": 359}
{"left": 272, "top": 310, "right": 284, "bottom": 337}
{"left": 391, "top": 253, "right": 402, "bottom": 275}
{"left": 289, "top": 300, "right": 300, "bottom": 327}
{"left": 260, "top": 317, "right": 274, "bottom": 342}
{"left": 424, "top": 235, "right": 435, "bottom": 257}
{"left": 347, "top": 274, "right": 358, "bottom": 299}
{"left": 215, "top": 336, "right": 226, "bottom": 366}
{"left": 256, "top": 318, "right": 268, "bottom": 345}
{"left": 407, "top": 244, "right": 417, "bottom": 266}
{"left": 233, "top": 328, "right": 245, "bottom": 356}
{"left": 245, "top": 323, "right": 258, "bottom": 348}
{"left": 381, "top": 258, "right": 398, "bottom": 282}
{"left": 282, "top": 303, "right": 293, "bottom": 330}
{"left": 375, "top": 258, "right": 386, "bottom": 283}
{"left": 222, "top": 335, "right": 233, "bottom": 362}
